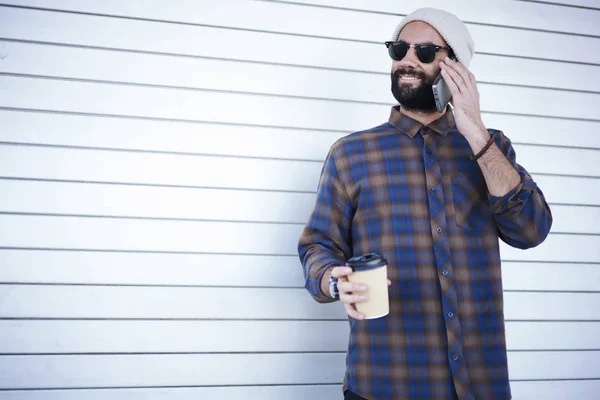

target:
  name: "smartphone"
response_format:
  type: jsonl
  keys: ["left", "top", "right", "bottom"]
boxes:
{"left": 432, "top": 56, "right": 457, "bottom": 113}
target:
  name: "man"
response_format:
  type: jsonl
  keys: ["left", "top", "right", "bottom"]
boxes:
{"left": 298, "top": 7, "right": 552, "bottom": 400}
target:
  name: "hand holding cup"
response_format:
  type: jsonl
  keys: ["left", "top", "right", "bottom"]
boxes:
{"left": 332, "top": 254, "right": 392, "bottom": 320}
{"left": 331, "top": 266, "right": 370, "bottom": 320}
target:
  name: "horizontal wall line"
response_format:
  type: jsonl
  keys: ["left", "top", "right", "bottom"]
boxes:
{"left": 0, "top": 211, "right": 308, "bottom": 226}
{"left": 2, "top": 106, "right": 599, "bottom": 139}
{"left": 1, "top": 139, "right": 599, "bottom": 163}
{"left": 0, "top": 282, "right": 306, "bottom": 289}
{"left": 2, "top": 0, "right": 599, "bottom": 44}
{"left": 482, "top": 109, "right": 600, "bottom": 123}
{"left": 1, "top": 317, "right": 599, "bottom": 323}
{"left": 549, "top": 203, "right": 600, "bottom": 208}
{"left": 0, "top": 3, "right": 381, "bottom": 45}
{"left": 510, "top": 377, "right": 600, "bottom": 382}
{"left": 0, "top": 178, "right": 599, "bottom": 209}
{"left": 0, "top": 351, "right": 347, "bottom": 356}
{"left": 3, "top": 60, "right": 600, "bottom": 97}
{"left": 501, "top": 260, "right": 600, "bottom": 265}
{"left": 0, "top": 237, "right": 596, "bottom": 257}
{"left": 0, "top": 143, "right": 599, "bottom": 180}
{"left": 516, "top": 0, "right": 600, "bottom": 12}
{"left": 3, "top": 71, "right": 600, "bottom": 110}
{"left": 0, "top": 211, "right": 598, "bottom": 238}
{"left": 504, "top": 289, "right": 600, "bottom": 294}
{"left": 1, "top": 248, "right": 598, "bottom": 266}
{"left": 0, "top": 37, "right": 389, "bottom": 77}
{"left": 0, "top": 177, "right": 317, "bottom": 195}
{"left": 1, "top": 282, "right": 598, "bottom": 294}
{"left": 0, "top": 317, "right": 348, "bottom": 322}
{"left": 1, "top": 349, "right": 597, "bottom": 356}
{"left": 0, "top": 72, "right": 395, "bottom": 107}
{"left": 544, "top": 232, "right": 600, "bottom": 237}
{"left": 508, "top": 349, "right": 600, "bottom": 352}
{"left": 533, "top": 172, "right": 600, "bottom": 180}
{"left": 1, "top": 379, "right": 597, "bottom": 391}
{"left": 0, "top": 247, "right": 300, "bottom": 257}
{"left": 2, "top": 317, "right": 599, "bottom": 322}
{"left": 504, "top": 319, "right": 600, "bottom": 323}
{"left": 0, "top": 383, "right": 342, "bottom": 392}
{"left": 0, "top": 141, "right": 325, "bottom": 164}
{"left": 3, "top": 37, "right": 600, "bottom": 84}
{"left": 1, "top": 175, "right": 600, "bottom": 201}
{"left": 0, "top": 106, "right": 353, "bottom": 134}
{"left": 483, "top": 80, "right": 600, "bottom": 95}
{"left": 512, "top": 144, "right": 600, "bottom": 151}
{"left": 258, "top": 0, "right": 600, "bottom": 39}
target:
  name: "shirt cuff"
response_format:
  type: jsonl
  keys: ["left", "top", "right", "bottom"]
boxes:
{"left": 488, "top": 174, "right": 536, "bottom": 215}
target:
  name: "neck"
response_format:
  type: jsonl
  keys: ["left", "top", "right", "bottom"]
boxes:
{"left": 400, "top": 106, "right": 447, "bottom": 126}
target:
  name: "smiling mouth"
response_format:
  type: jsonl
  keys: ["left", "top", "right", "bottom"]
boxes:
{"left": 399, "top": 75, "right": 420, "bottom": 81}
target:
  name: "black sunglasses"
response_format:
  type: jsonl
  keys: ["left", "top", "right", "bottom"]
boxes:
{"left": 385, "top": 41, "right": 451, "bottom": 64}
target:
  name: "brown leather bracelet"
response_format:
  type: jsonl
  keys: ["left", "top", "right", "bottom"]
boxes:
{"left": 470, "top": 131, "right": 496, "bottom": 161}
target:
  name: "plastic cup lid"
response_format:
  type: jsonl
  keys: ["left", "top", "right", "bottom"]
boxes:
{"left": 346, "top": 253, "right": 387, "bottom": 271}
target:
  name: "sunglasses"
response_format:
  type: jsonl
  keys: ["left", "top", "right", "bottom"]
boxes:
{"left": 385, "top": 41, "right": 451, "bottom": 64}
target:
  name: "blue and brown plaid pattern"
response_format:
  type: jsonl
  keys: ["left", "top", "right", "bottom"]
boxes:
{"left": 298, "top": 106, "right": 552, "bottom": 400}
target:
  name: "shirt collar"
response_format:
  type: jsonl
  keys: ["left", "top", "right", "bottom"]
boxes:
{"left": 388, "top": 105, "right": 456, "bottom": 138}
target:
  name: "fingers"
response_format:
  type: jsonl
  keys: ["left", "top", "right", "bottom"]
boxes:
{"left": 440, "top": 57, "right": 478, "bottom": 98}
{"left": 331, "top": 266, "right": 353, "bottom": 279}
{"left": 340, "top": 291, "right": 368, "bottom": 305}
{"left": 338, "top": 280, "right": 368, "bottom": 303}
{"left": 334, "top": 267, "right": 368, "bottom": 319}
{"left": 344, "top": 303, "right": 365, "bottom": 320}
{"left": 337, "top": 280, "right": 367, "bottom": 294}
{"left": 439, "top": 67, "right": 460, "bottom": 98}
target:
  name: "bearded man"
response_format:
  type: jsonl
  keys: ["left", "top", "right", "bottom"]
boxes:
{"left": 298, "top": 7, "right": 552, "bottom": 400}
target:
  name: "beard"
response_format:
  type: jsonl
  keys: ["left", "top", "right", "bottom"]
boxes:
{"left": 391, "top": 68, "right": 438, "bottom": 113}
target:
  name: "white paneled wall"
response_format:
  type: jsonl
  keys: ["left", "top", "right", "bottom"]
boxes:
{"left": 0, "top": 1, "right": 599, "bottom": 399}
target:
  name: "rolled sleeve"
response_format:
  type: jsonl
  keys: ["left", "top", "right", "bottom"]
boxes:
{"left": 488, "top": 132, "right": 553, "bottom": 249}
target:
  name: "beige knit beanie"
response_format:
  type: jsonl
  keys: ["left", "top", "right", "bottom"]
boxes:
{"left": 392, "top": 8, "right": 475, "bottom": 67}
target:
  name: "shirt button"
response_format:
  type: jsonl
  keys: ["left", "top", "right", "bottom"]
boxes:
{"left": 436, "top": 227, "right": 443, "bottom": 234}
{"left": 442, "top": 270, "right": 449, "bottom": 276}
{"left": 431, "top": 186, "right": 437, "bottom": 192}
{"left": 426, "top": 148, "right": 432, "bottom": 155}
{"left": 447, "top": 311, "right": 454, "bottom": 318}
{"left": 453, "top": 355, "right": 459, "bottom": 361}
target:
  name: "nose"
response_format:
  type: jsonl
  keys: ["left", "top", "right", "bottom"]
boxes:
{"left": 396, "top": 46, "right": 419, "bottom": 68}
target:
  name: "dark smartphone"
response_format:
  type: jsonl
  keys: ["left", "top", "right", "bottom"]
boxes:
{"left": 432, "top": 56, "right": 457, "bottom": 113}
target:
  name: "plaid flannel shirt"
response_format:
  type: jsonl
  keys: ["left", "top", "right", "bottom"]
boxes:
{"left": 298, "top": 106, "right": 552, "bottom": 400}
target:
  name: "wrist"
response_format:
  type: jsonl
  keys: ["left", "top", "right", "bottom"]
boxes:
{"left": 470, "top": 130, "right": 497, "bottom": 161}
{"left": 464, "top": 126, "right": 490, "bottom": 154}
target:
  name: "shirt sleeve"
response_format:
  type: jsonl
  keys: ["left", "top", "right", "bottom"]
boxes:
{"left": 298, "top": 145, "right": 354, "bottom": 303}
{"left": 487, "top": 131, "right": 553, "bottom": 249}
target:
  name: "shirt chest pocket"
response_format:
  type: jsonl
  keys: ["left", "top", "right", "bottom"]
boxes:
{"left": 451, "top": 173, "right": 492, "bottom": 230}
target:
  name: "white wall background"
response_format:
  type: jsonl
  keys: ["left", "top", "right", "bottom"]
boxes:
{"left": 0, "top": 0, "right": 599, "bottom": 399}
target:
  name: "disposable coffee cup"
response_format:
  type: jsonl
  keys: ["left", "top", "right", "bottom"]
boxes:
{"left": 346, "top": 253, "right": 389, "bottom": 319}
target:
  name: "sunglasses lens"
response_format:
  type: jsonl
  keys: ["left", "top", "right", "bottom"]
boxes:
{"left": 388, "top": 42, "right": 409, "bottom": 61}
{"left": 416, "top": 46, "right": 438, "bottom": 63}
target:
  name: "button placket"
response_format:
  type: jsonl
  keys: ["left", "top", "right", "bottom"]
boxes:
{"left": 422, "top": 132, "right": 473, "bottom": 395}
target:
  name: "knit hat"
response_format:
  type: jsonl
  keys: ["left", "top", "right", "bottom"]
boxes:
{"left": 391, "top": 8, "right": 475, "bottom": 67}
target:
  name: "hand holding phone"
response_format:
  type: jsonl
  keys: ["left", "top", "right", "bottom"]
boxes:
{"left": 432, "top": 56, "right": 457, "bottom": 113}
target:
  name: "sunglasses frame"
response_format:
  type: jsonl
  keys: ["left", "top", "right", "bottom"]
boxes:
{"left": 385, "top": 41, "right": 451, "bottom": 64}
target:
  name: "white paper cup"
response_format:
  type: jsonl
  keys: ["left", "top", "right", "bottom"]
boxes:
{"left": 347, "top": 253, "right": 389, "bottom": 319}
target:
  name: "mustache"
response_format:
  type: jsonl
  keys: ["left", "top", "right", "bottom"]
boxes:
{"left": 393, "top": 69, "right": 426, "bottom": 80}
